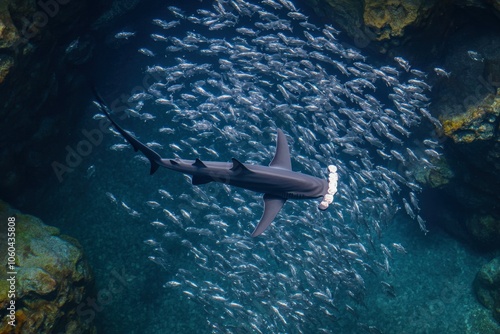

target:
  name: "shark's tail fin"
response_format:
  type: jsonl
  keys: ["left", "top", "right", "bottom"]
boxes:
{"left": 92, "top": 88, "right": 163, "bottom": 175}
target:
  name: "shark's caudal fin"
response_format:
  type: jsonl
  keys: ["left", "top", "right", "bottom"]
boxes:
{"left": 252, "top": 129, "right": 292, "bottom": 237}
{"left": 92, "top": 88, "right": 163, "bottom": 175}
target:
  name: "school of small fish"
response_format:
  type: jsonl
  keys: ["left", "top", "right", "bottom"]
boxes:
{"left": 103, "top": 1, "right": 444, "bottom": 332}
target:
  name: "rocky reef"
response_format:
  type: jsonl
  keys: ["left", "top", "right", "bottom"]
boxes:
{"left": 474, "top": 257, "right": 500, "bottom": 324}
{"left": 0, "top": 200, "right": 95, "bottom": 334}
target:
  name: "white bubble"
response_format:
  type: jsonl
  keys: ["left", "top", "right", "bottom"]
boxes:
{"left": 324, "top": 194, "right": 334, "bottom": 204}
{"left": 318, "top": 201, "right": 329, "bottom": 210}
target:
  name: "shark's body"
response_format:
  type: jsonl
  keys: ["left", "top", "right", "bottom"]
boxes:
{"left": 94, "top": 92, "right": 329, "bottom": 236}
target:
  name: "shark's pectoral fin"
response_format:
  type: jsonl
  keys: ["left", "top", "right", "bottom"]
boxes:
{"left": 251, "top": 194, "right": 287, "bottom": 237}
{"left": 192, "top": 175, "right": 213, "bottom": 185}
{"left": 269, "top": 129, "right": 292, "bottom": 170}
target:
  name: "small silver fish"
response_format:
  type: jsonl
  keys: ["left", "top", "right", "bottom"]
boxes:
{"left": 85, "top": 165, "right": 95, "bottom": 179}
{"left": 105, "top": 192, "right": 117, "bottom": 204}
{"left": 150, "top": 221, "right": 166, "bottom": 228}
{"left": 143, "top": 239, "right": 160, "bottom": 246}
{"left": 146, "top": 201, "right": 161, "bottom": 209}
{"left": 110, "top": 143, "right": 129, "bottom": 151}
{"left": 391, "top": 243, "right": 407, "bottom": 254}
{"left": 65, "top": 38, "right": 79, "bottom": 54}
{"left": 467, "top": 50, "right": 484, "bottom": 62}
{"left": 434, "top": 67, "right": 451, "bottom": 78}
{"left": 138, "top": 48, "right": 155, "bottom": 57}
{"left": 115, "top": 31, "right": 135, "bottom": 39}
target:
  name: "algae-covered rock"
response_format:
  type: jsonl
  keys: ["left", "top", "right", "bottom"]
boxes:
{"left": 0, "top": 55, "right": 13, "bottom": 84}
{"left": 466, "top": 215, "right": 500, "bottom": 250}
{"left": 302, "top": 0, "right": 442, "bottom": 49}
{"left": 0, "top": 1, "right": 23, "bottom": 49}
{"left": 474, "top": 257, "right": 500, "bottom": 325}
{"left": 411, "top": 154, "right": 454, "bottom": 188}
{"left": 363, "top": 0, "right": 434, "bottom": 41}
{"left": 441, "top": 90, "right": 500, "bottom": 144}
{"left": 466, "top": 306, "right": 500, "bottom": 334}
{"left": 0, "top": 200, "right": 96, "bottom": 334}
{"left": 303, "top": 0, "right": 500, "bottom": 47}
{"left": 0, "top": 0, "right": 35, "bottom": 83}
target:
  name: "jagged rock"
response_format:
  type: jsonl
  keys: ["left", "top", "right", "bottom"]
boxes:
{"left": 301, "top": 0, "right": 445, "bottom": 50}
{"left": 474, "top": 257, "right": 500, "bottom": 324}
{"left": 411, "top": 155, "right": 454, "bottom": 188}
{"left": 0, "top": 0, "right": 35, "bottom": 83}
{"left": 0, "top": 55, "right": 13, "bottom": 84}
{"left": 465, "top": 214, "right": 500, "bottom": 250}
{"left": 362, "top": 0, "right": 434, "bottom": 41}
{"left": 303, "top": 0, "right": 500, "bottom": 48}
{"left": 426, "top": 25, "right": 500, "bottom": 250}
{"left": 0, "top": 200, "right": 96, "bottom": 334}
{"left": 442, "top": 90, "right": 500, "bottom": 144}
{"left": 439, "top": 88, "right": 500, "bottom": 209}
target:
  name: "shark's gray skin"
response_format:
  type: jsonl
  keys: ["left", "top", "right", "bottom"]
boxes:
{"left": 94, "top": 92, "right": 329, "bottom": 236}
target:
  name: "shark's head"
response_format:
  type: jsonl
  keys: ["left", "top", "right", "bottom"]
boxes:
{"left": 318, "top": 165, "right": 338, "bottom": 211}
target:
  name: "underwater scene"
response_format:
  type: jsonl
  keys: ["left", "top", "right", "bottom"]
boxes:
{"left": 1, "top": 0, "right": 499, "bottom": 333}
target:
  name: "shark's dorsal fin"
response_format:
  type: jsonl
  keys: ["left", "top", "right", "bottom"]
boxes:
{"left": 269, "top": 129, "right": 292, "bottom": 170}
{"left": 193, "top": 158, "right": 207, "bottom": 168}
{"left": 170, "top": 159, "right": 179, "bottom": 165}
{"left": 230, "top": 158, "right": 251, "bottom": 174}
{"left": 251, "top": 194, "right": 287, "bottom": 237}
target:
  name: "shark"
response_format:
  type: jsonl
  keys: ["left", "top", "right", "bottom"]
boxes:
{"left": 94, "top": 91, "right": 339, "bottom": 236}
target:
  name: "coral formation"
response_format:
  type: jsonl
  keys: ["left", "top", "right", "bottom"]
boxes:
{"left": 0, "top": 200, "right": 95, "bottom": 334}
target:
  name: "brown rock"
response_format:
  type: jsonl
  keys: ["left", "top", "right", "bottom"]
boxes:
{"left": 441, "top": 90, "right": 500, "bottom": 144}
{"left": 0, "top": 200, "right": 96, "bottom": 334}
{"left": 363, "top": 0, "right": 432, "bottom": 41}
{"left": 302, "top": 0, "right": 442, "bottom": 48}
